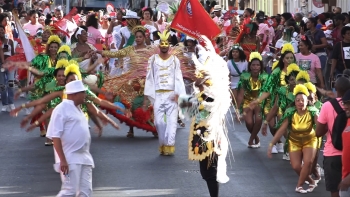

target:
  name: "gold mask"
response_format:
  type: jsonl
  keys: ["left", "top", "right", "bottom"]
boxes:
{"left": 160, "top": 41, "right": 169, "bottom": 47}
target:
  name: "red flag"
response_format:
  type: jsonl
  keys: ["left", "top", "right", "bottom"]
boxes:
{"left": 170, "top": 0, "right": 221, "bottom": 45}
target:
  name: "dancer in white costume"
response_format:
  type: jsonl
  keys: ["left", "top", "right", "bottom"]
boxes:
{"left": 178, "top": 36, "right": 231, "bottom": 197}
{"left": 144, "top": 30, "right": 186, "bottom": 155}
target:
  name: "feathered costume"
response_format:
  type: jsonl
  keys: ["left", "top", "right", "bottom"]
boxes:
{"left": 178, "top": 41, "right": 231, "bottom": 184}
{"left": 102, "top": 28, "right": 195, "bottom": 133}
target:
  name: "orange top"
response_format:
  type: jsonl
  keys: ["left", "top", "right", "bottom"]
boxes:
{"left": 241, "top": 43, "right": 257, "bottom": 61}
{"left": 98, "top": 87, "right": 106, "bottom": 100}
{"left": 5, "top": 25, "right": 13, "bottom": 40}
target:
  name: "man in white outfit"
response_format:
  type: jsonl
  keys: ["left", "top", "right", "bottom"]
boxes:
{"left": 46, "top": 80, "right": 94, "bottom": 197}
{"left": 144, "top": 30, "right": 186, "bottom": 156}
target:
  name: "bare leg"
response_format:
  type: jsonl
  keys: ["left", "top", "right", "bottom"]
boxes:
{"left": 250, "top": 106, "right": 262, "bottom": 145}
{"left": 302, "top": 148, "right": 317, "bottom": 190}
{"left": 311, "top": 148, "right": 321, "bottom": 180}
{"left": 244, "top": 108, "right": 254, "bottom": 145}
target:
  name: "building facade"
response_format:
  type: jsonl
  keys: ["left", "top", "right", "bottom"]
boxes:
{"left": 242, "top": 0, "right": 285, "bottom": 16}
{"left": 241, "top": 0, "right": 349, "bottom": 16}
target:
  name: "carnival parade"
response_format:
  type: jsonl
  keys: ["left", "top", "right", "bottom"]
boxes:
{"left": 0, "top": 0, "right": 350, "bottom": 196}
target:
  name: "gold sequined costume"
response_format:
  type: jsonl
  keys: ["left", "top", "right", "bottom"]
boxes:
{"left": 288, "top": 111, "right": 318, "bottom": 152}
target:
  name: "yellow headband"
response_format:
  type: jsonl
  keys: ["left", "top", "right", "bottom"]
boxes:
{"left": 271, "top": 61, "right": 278, "bottom": 71}
{"left": 281, "top": 43, "right": 295, "bottom": 54}
{"left": 249, "top": 52, "right": 262, "bottom": 62}
{"left": 293, "top": 84, "right": 309, "bottom": 96}
{"left": 64, "top": 64, "right": 82, "bottom": 80}
{"left": 55, "top": 59, "right": 69, "bottom": 69}
{"left": 286, "top": 63, "right": 300, "bottom": 76}
{"left": 304, "top": 82, "right": 316, "bottom": 93}
{"left": 47, "top": 35, "right": 62, "bottom": 45}
{"left": 57, "top": 45, "right": 72, "bottom": 56}
{"left": 296, "top": 70, "right": 310, "bottom": 83}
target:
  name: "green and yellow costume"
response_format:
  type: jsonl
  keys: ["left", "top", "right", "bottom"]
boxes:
{"left": 276, "top": 84, "right": 319, "bottom": 153}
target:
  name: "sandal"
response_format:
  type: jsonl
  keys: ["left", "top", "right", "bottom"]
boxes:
{"left": 45, "top": 141, "right": 53, "bottom": 146}
{"left": 177, "top": 119, "right": 185, "bottom": 127}
{"left": 40, "top": 130, "right": 46, "bottom": 137}
{"left": 306, "top": 184, "right": 317, "bottom": 193}
{"left": 295, "top": 187, "right": 307, "bottom": 194}
{"left": 314, "top": 177, "right": 321, "bottom": 184}
{"left": 126, "top": 132, "right": 134, "bottom": 138}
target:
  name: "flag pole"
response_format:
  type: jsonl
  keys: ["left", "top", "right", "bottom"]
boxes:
{"left": 66, "top": 0, "right": 69, "bottom": 15}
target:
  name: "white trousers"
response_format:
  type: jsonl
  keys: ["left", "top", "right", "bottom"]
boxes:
{"left": 154, "top": 91, "right": 178, "bottom": 146}
{"left": 57, "top": 164, "right": 93, "bottom": 197}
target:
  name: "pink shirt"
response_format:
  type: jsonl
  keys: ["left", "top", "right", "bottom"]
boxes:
{"left": 23, "top": 23, "right": 43, "bottom": 36}
{"left": 318, "top": 98, "right": 343, "bottom": 156}
{"left": 257, "top": 23, "right": 274, "bottom": 52}
{"left": 295, "top": 53, "right": 321, "bottom": 84}
{"left": 87, "top": 26, "right": 102, "bottom": 45}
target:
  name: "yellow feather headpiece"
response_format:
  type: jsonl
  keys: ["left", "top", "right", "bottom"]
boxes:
{"left": 286, "top": 63, "right": 300, "bottom": 76}
{"left": 43, "top": 25, "right": 54, "bottom": 34}
{"left": 55, "top": 59, "right": 69, "bottom": 69}
{"left": 281, "top": 43, "right": 295, "bottom": 54}
{"left": 304, "top": 82, "right": 316, "bottom": 93}
{"left": 293, "top": 84, "right": 309, "bottom": 96}
{"left": 296, "top": 70, "right": 310, "bottom": 83}
{"left": 57, "top": 45, "right": 72, "bottom": 56}
{"left": 272, "top": 61, "right": 279, "bottom": 71}
{"left": 131, "top": 25, "right": 147, "bottom": 35}
{"left": 158, "top": 30, "right": 170, "bottom": 42}
{"left": 64, "top": 64, "right": 82, "bottom": 80}
{"left": 68, "top": 60, "right": 79, "bottom": 66}
{"left": 249, "top": 52, "right": 262, "bottom": 62}
{"left": 47, "top": 35, "right": 62, "bottom": 45}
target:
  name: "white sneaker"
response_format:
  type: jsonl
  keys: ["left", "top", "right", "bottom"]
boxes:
{"left": 283, "top": 153, "right": 290, "bottom": 160}
{"left": 1, "top": 105, "right": 8, "bottom": 112}
{"left": 19, "top": 93, "right": 25, "bottom": 98}
{"left": 9, "top": 104, "right": 15, "bottom": 111}
{"left": 25, "top": 108, "right": 30, "bottom": 115}
{"left": 271, "top": 145, "right": 278, "bottom": 154}
{"left": 276, "top": 143, "right": 284, "bottom": 153}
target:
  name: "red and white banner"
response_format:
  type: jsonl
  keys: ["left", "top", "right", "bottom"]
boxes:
{"left": 170, "top": 0, "right": 221, "bottom": 45}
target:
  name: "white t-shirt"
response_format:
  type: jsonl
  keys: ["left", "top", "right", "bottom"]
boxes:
{"left": 46, "top": 100, "right": 94, "bottom": 169}
{"left": 227, "top": 60, "right": 248, "bottom": 89}
{"left": 275, "top": 37, "right": 299, "bottom": 53}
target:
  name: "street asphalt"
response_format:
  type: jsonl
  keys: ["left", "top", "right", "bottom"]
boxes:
{"left": 0, "top": 98, "right": 329, "bottom": 197}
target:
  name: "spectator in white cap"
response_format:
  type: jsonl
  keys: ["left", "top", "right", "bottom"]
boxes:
{"left": 213, "top": 5, "right": 222, "bottom": 18}
{"left": 46, "top": 80, "right": 94, "bottom": 196}
{"left": 324, "top": 20, "right": 334, "bottom": 46}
